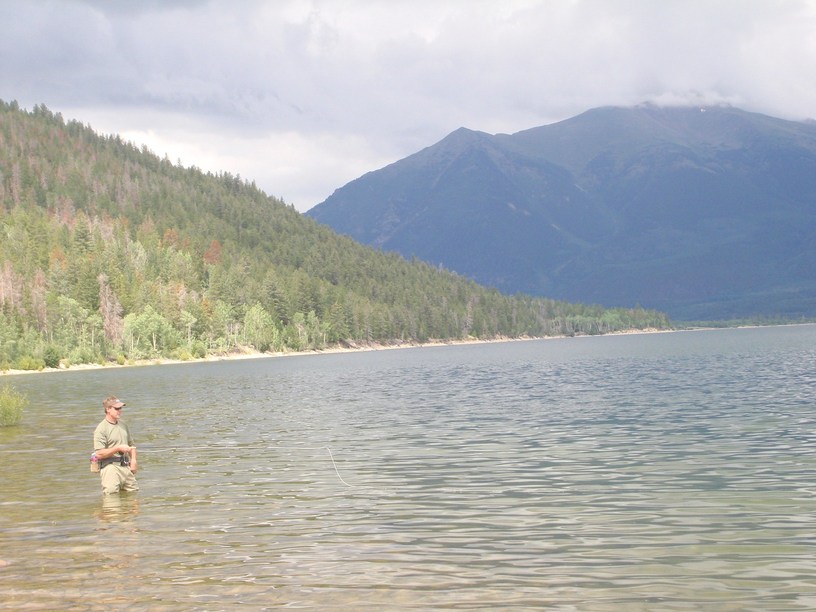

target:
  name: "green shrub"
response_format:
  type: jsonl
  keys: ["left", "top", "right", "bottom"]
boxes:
{"left": 172, "top": 348, "right": 194, "bottom": 361}
{"left": 67, "top": 346, "right": 99, "bottom": 365}
{"left": 0, "top": 384, "right": 27, "bottom": 426}
{"left": 43, "top": 345, "right": 61, "bottom": 369}
{"left": 14, "top": 355, "right": 45, "bottom": 371}
{"left": 191, "top": 341, "right": 207, "bottom": 359}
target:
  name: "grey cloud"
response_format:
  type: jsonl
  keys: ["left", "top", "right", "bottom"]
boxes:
{"left": 2, "top": 0, "right": 815, "bottom": 211}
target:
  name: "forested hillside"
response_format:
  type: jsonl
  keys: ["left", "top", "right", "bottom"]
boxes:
{"left": 0, "top": 101, "right": 669, "bottom": 370}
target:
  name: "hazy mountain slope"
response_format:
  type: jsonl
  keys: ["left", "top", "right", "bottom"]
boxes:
{"left": 308, "top": 105, "right": 816, "bottom": 320}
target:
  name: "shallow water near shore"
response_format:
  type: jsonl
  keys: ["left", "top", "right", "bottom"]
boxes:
{"left": 1, "top": 326, "right": 815, "bottom": 609}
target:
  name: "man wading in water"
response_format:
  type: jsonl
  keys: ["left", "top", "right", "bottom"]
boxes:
{"left": 93, "top": 396, "right": 139, "bottom": 494}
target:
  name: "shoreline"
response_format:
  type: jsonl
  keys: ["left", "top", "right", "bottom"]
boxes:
{"left": 9, "top": 322, "right": 815, "bottom": 377}
{"left": 0, "top": 328, "right": 676, "bottom": 377}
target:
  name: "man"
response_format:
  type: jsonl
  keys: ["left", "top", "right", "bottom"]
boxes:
{"left": 93, "top": 396, "right": 139, "bottom": 495}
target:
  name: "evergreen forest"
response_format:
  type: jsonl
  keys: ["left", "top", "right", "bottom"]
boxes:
{"left": 0, "top": 100, "right": 671, "bottom": 371}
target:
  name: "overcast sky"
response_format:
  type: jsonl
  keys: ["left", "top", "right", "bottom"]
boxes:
{"left": 2, "top": 0, "right": 815, "bottom": 212}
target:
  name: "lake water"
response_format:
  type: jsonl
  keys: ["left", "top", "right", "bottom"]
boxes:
{"left": 1, "top": 326, "right": 815, "bottom": 609}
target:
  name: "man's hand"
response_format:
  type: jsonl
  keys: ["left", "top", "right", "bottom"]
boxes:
{"left": 129, "top": 446, "right": 138, "bottom": 473}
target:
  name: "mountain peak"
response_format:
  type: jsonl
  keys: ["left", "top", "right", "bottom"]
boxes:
{"left": 309, "top": 105, "right": 816, "bottom": 320}
{"left": 435, "top": 126, "right": 494, "bottom": 149}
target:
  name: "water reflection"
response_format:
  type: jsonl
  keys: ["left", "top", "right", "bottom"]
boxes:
{"left": 90, "top": 495, "right": 143, "bottom": 606}
{"left": 95, "top": 493, "right": 140, "bottom": 522}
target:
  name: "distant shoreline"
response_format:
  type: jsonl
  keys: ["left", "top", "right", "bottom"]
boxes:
{"left": 18, "top": 322, "right": 816, "bottom": 377}
{"left": 5, "top": 322, "right": 813, "bottom": 378}
{"left": 1, "top": 328, "right": 680, "bottom": 377}
{"left": 10, "top": 323, "right": 816, "bottom": 377}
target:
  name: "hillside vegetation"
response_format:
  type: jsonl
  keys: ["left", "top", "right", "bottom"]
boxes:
{"left": 0, "top": 101, "right": 669, "bottom": 370}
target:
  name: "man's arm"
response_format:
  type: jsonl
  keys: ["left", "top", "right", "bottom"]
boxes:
{"left": 94, "top": 444, "right": 133, "bottom": 460}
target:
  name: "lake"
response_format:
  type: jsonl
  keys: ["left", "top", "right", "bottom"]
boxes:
{"left": 1, "top": 326, "right": 815, "bottom": 609}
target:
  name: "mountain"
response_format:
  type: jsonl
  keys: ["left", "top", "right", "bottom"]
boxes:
{"left": 307, "top": 105, "right": 816, "bottom": 320}
{"left": 0, "top": 101, "right": 669, "bottom": 370}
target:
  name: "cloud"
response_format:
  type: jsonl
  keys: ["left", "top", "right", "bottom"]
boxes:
{"left": 2, "top": 0, "right": 815, "bottom": 211}
{"left": 109, "top": 117, "right": 394, "bottom": 209}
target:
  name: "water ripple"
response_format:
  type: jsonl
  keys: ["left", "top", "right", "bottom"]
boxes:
{"left": 1, "top": 327, "right": 816, "bottom": 608}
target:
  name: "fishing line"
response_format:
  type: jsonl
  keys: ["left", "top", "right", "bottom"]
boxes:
{"left": 323, "top": 446, "right": 352, "bottom": 487}
{"left": 144, "top": 443, "right": 354, "bottom": 487}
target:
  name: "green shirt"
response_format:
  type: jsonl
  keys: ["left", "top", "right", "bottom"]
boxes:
{"left": 93, "top": 418, "right": 134, "bottom": 453}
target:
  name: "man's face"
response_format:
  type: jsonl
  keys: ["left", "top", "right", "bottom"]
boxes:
{"left": 106, "top": 405, "right": 122, "bottom": 423}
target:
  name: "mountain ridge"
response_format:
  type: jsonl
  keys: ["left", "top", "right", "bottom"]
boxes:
{"left": 308, "top": 105, "right": 816, "bottom": 320}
